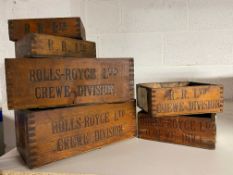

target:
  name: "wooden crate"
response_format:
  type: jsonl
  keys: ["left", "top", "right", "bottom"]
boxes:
{"left": 138, "top": 111, "right": 216, "bottom": 149}
{"left": 137, "top": 82, "right": 223, "bottom": 117}
{"left": 6, "top": 58, "right": 134, "bottom": 109}
{"left": 8, "top": 17, "right": 85, "bottom": 41}
{"left": 15, "top": 33, "right": 96, "bottom": 58}
{"left": 15, "top": 101, "right": 136, "bottom": 168}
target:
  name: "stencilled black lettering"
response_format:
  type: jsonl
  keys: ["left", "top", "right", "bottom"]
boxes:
{"left": 156, "top": 102, "right": 185, "bottom": 113}
{"left": 64, "top": 86, "right": 71, "bottom": 97}
{"left": 193, "top": 87, "right": 209, "bottom": 98}
{"left": 52, "top": 117, "right": 82, "bottom": 134}
{"left": 102, "top": 67, "right": 118, "bottom": 79}
{"left": 52, "top": 22, "right": 68, "bottom": 33}
{"left": 188, "top": 100, "right": 220, "bottom": 111}
{"left": 182, "top": 133, "right": 197, "bottom": 144}
{"left": 84, "top": 112, "right": 110, "bottom": 128}
{"left": 24, "top": 23, "right": 30, "bottom": 33}
{"left": 76, "top": 84, "right": 115, "bottom": 96}
{"left": 56, "top": 133, "right": 89, "bottom": 151}
{"left": 94, "top": 125, "right": 123, "bottom": 142}
{"left": 33, "top": 84, "right": 115, "bottom": 99}
{"left": 163, "top": 87, "right": 210, "bottom": 100}
{"left": 37, "top": 23, "right": 44, "bottom": 33}
{"left": 51, "top": 111, "right": 112, "bottom": 135}
{"left": 165, "top": 90, "right": 175, "bottom": 100}
{"left": 34, "top": 86, "right": 67, "bottom": 99}
{"left": 28, "top": 68, "right": 96, "bottom": 82}
{"left": 28, "top": 67, "right": 120, "bottom": 99}
{"left": 114, "top": 110, "right": 125, "bottom": 121}
{"left": 48, "top": 39, "right": 54, "bottom": 50}
{"left": 64, "top": 68, "right": 96, "bottom": 81}
{"left": 156, "top": 100, "right": 220, "bottom": 113}
{"left": 140, "top": 117, "right": 213, "bottom": 133}
{"left": 62, "top": 41, "right": 67, "bottom": 52}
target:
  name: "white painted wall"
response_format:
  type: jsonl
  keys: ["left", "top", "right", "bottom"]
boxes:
{"left": 1, "top": 0, "right": 233, "bottom": 152}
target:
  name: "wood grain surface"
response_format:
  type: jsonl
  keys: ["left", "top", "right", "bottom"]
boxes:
{"left": 15, "top": 101, "right": 136, "bottom": 168}
{"left": 8, "top": 17, "right": 86, "bottom": 41}
{"left": 137, "top": 82, "right": 223, "bottom": 117}
{"left": 5, "top": 58, "right": 134, "bottom": 109}
{"left": 15, "top": 33, "right": 96, "bottom": 58}
{"left": 138, "top": 111, "right": 216, "bottom": 149}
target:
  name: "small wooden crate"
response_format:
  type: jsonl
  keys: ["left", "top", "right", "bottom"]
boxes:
{"left": 15, "top": 100, "right": 136, "bottom": 168}
{"left": 137, "top": 82, "right": 223, "bottom": 117}
{"left": 138, "top": 111, "right": 216, "bottom": 149}
{"left": 15, "top": 33, "right": 96, "bottom": 58}
{"left": 5, "top": 58, "right": 134, "bottom": 109}
{"left": 8, "top": 17, "right": 86, "bottom": 41}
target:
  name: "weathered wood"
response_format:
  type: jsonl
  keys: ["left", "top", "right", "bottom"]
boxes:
{"left": 8, "top": 17, "right": 86, "bottom": 41}
{"left": 15, "top": 33, "right": 96, "bottom": 58}
{"left": 137, "top": 82, "right": 223, "bottom": 117}
{"left": 138, "top": 111, "right": 216, "bottom": 149}
{"left": 5, "top": 58, "right": 134, "bottom": 109}
{"left": 15, "top": 101, "right": 136, "bottom": 168}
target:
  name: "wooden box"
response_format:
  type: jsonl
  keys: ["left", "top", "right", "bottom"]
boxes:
{"left": 15, "top": 33, "right": 96, "bottom": 58}
{"left": 8, "top": 17, "right": 85, "bottom": 41}
{"left": 138, "top": 111, "right": 216, "bottom": 149}
{"left": 15, "top": 101, "right": 136, "bottom": 168}
{"left": 137, "top": 82, "right": 223, "bottom": 117}
{"left": 6, "top": 58, "right": 134, "bottom": 109}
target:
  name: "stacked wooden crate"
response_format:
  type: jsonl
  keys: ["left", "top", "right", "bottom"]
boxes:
{"left": 5, "top": 17, "right": 136, "bottom": 168}
{"left": 137, "top": 82, "right": 224, "bottom": 149}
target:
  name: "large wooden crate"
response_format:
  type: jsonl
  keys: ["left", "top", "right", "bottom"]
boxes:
{"left": 15, "top": 101, "right": 136, "bottom": 168}
{"left": 8, "top": 17, "right": 86, "bottom": 41}
{"left": 15, "top": 33, "right": 96, "bottom": 58}
{"left": 6, "top": 58, "right": 134, "bottom": 109}
{"left": 137, "top": 82, "right": 223, "bottom": 117}
{"left": 138, "top": 111, "right": 216, "bottom": 149}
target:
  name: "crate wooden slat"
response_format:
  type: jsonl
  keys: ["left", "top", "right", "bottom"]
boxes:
{"left": 137, "top": 82, "right": 223, "bottom": 117}
{"left": 15, "top": 101, "right": 136, "bottom": 168}
{"left": 5, "top": 58, "right": 134, "bottom": 109}
{"left": 15, "top": 33, "right": 96, "bottom": 58}
{"left": 138, "top": 111, "right": 216, "bottom": 149}
{"left": 8, "top": 17, "right": 86, "bottom": 41}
